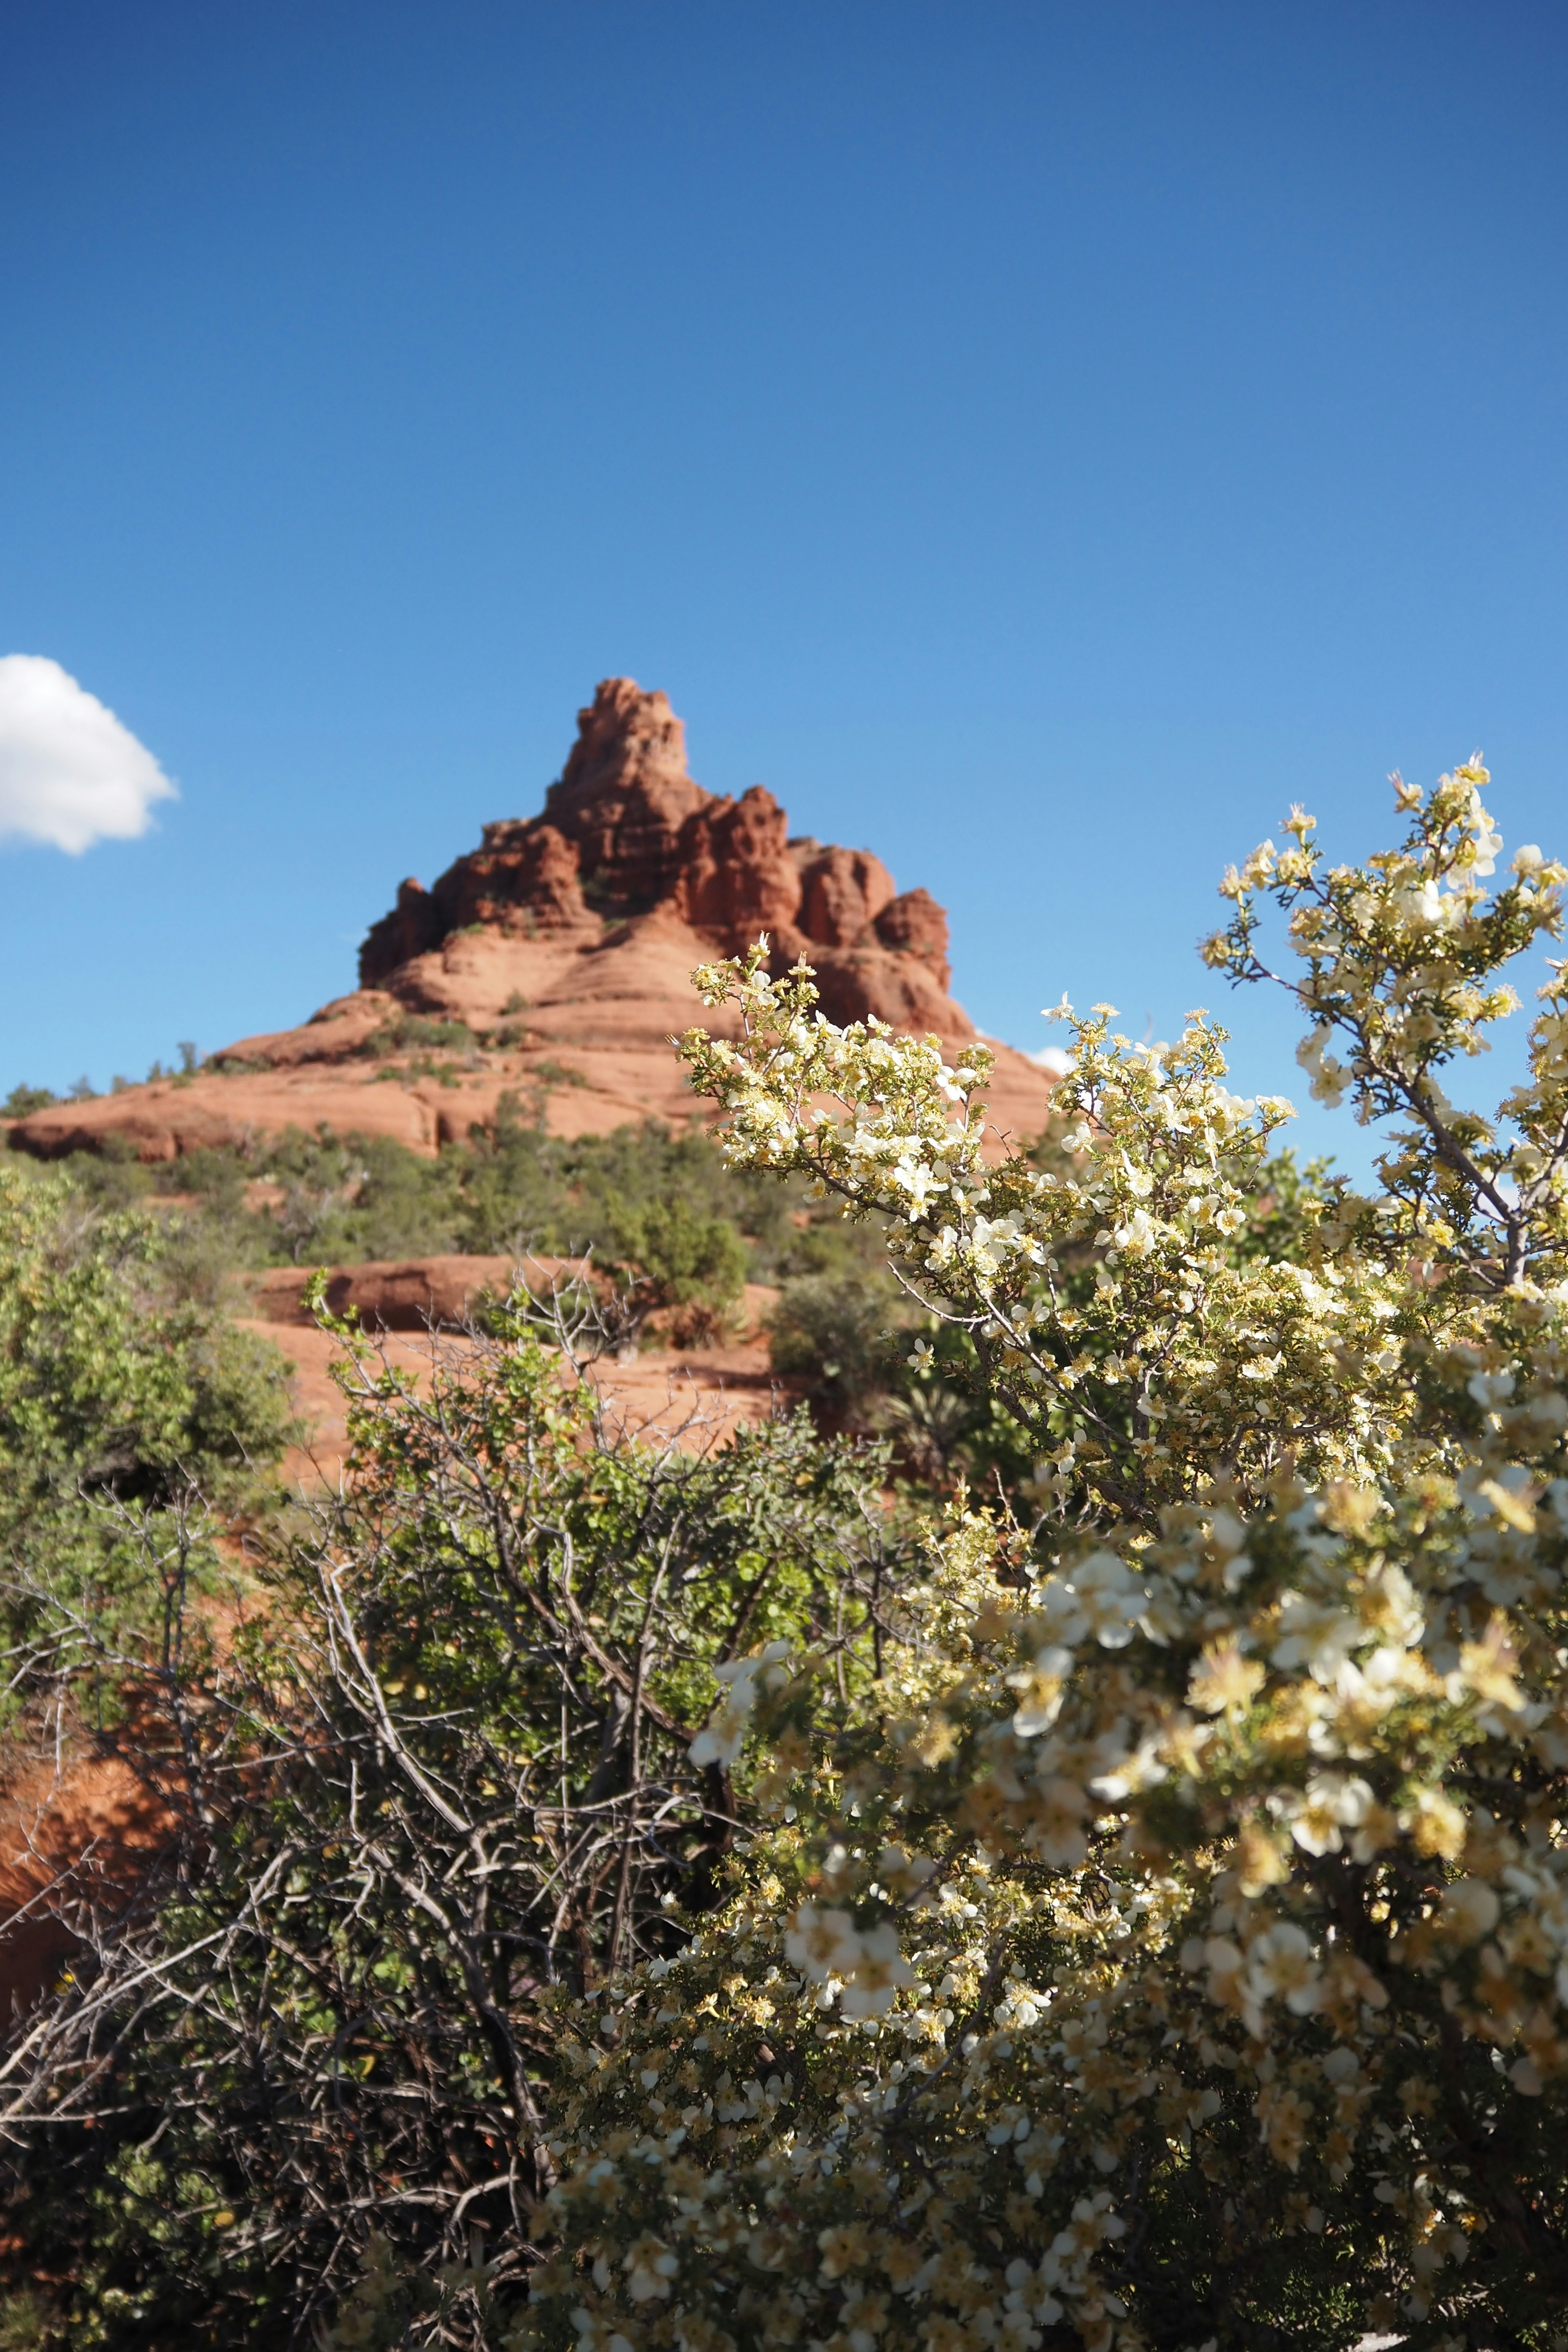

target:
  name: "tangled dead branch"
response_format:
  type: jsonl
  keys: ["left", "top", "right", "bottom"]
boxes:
{"left": 0, "top": 1283, "right": 910, "bottom": 2345}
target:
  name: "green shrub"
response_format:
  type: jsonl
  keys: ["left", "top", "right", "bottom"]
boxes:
{"left": 766, "top": 1268, "right": 905, "bottom": 1419}
{"left": 359, "top": 1013, "right": 481, "bottom": 1058}
{"left": 26, "top": 1114, "right": 813, "bottom": 1295}
{"left": 0, "top": 1163, "right": 295, "bottom": 1723}
{"left": 607, "top": 1195, "right": 748, "bottom": 1340}
{"left": 1, "top": 1085, "right": 57, "bottom": 1119}
{"left": 0, "top": 1162, "right": 292, "bottom": 1516}
{"left": 0, "top": 1302, "right": 913, "bottom": 2346}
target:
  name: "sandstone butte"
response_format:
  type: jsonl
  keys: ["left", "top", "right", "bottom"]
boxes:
{"left": 7, "top": 678, "right": 1054, "bottom": 1165}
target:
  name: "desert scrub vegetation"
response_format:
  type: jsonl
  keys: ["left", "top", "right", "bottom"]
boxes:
{"left": 14, "top": 1111, "right": 866, "bottom": 1282}
{"left": 0, "top": 1291, "right": 915, "bottom": 2347}
{"left": 11, "top": 761, "right": 1568, "bottom": 2348}
{"left": 8, "top": 1105, "right": 951, "bottom": 1432}
{"left": 0, "top": 1161, "right": 294, "bottom": 1712}
{"left": 11, "top": 1082, "right": 1013, "bottom": 1479}
{"left": 0, "top": 1160, "right": 292, "bottom": 1514}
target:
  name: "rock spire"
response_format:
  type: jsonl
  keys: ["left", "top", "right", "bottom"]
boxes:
{"left": 359, "top": 678, "right": 959, "bottom": 1033}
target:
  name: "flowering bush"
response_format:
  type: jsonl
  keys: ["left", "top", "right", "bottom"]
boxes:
{"left": 521, "top": 765, "right": 1568, "bottom": 2351}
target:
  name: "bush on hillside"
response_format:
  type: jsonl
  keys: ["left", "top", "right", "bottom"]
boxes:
{"left": 0, "top": 1162, "right": 293, "bottom": 1510}
{"left": 517, "top": 762, "right": 1568, "bottom": 2350}
{"left": 606, "top": 1195, "right": 751, "bottom": 1345}
{"left": 2, "top": 1085, "right": 58, "bottom": 1119}
{"left": 767, "top": 1270, "right": 907, "bottom": 1422}
{"left": 0, "top": 1163, "right": 295, "bottom": 1711}
{"left": 17, "top": 1106, "right": 906, "bottom": 1406}
{"left": 0, "top": 1291, "right": 915, "bottom": 2348}
{"left": 68, "top": 1110, "right": 814, "bottom": 1284}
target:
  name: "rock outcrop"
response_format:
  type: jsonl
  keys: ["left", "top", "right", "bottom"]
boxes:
{"left": 9, "top": 681, "right": 1054, "bottom": 1161}
{"left": 359, "top": 679, "right": 961, "bottom": 1032}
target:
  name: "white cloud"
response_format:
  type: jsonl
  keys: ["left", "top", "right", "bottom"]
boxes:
{"left": 0, "top": 654, "right": 176, "bottom": 853}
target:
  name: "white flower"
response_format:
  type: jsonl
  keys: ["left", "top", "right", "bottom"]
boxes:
{"left": 1006, "top": 1644, "right": 1073, "bottom": 1738}
{"left": 1285, "top": 1773, "right": 1374, "bottom": 1856}
{"left": 785, "top": 1905, "right": 913, "bottom": 2017}
{"left": 1206, "top": 1508, "right": 1254, "bottom": 1592}
{"left": 1029, "top": 1775, "right": 1089, "bottom": 1868}
{"left": 688, "top": 1639, "right": 791, "bottom": 1768}
{"left": 1296, "top": 1026, "right": 1334, "bottom": 1076}
{"left": 687, "top": 1691, "right": 754, "bottom": 1771}
{"left": 1273, "top": 1594, "right": 1363, "bottom": 1683}
{"left": 1245, "top": 1922, "right": 1323, "bottom": 2015}
{"left": 624, "top": 2234, "right": 679, "bottom": 2301}
{"left": 1439, "top": 1878, "right": 1501, "bottom": 1944}
{"left": 1477, "top": 838, "right": 1503, "bottom": 877}
{"left": 784, "top": 1902, "right": 863, "bottom": 1984}
{"left": 1033, "top": 1552, "right": 1147, "bottom": 1650}
{"left": 1361, "top": 1564, "right": 1424, "bottom": 1649}
{"left": 1396, "top": 877, "right": 1446, "bottom": 929}
{"left": 1118, "top": 1149, "right": 1154, "bottom": 1198}
{"left": 1030, "top": 1577, "right": 1089, "bottom": 1646}
{"left": 1074, "top": 1550, "right": 1149, "bottom": 1647}
{"left": 876, "top": 1843, "right": 937, "bottom": 1893}
{"left": 838, "top": 1924, "right": 914, "bottom": 2019}
{"left": 1089, "top": 1732, "right": 1169, "bottom": 1801}
{"left": 1331, "top": 1644, "right": 1412, "bottom": 1710}
{"left": 970, "top": 1212, "right": 1023, "bottom": 1275}
{"left": 895, "top": 1160, "right": 944, "bottom": 1209}
{"left": 1113, "top": 1205, "right": 1158, "bottom": 1254}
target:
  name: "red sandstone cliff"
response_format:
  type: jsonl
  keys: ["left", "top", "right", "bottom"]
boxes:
{"left": 9, "top": 681, "right": 1054, "bottom": 1161}
{"left": 359, "top": 678, "right": 962, "bottom": 1031}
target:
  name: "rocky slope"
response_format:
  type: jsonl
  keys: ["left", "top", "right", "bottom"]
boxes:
{"left": 10, "top": 680, "right": 1054, "bottom": 1160}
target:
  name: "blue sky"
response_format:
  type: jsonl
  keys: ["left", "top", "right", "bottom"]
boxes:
{"left": 2, "top": 0, "right": 1566, "bottom": 1171}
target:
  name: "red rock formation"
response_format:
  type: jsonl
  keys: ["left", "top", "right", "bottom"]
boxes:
{"left": 359, "top": 679, "right": 967, "bottom": 1032}
{"left": 9, "top": 680, "right": 1057, "bottom": 1164}
{"left": 675, "top": 786, "right": 803, "bottom": 945}
{"left": 359, "top": 880, "right": 444, "bottom": 978}
{"left": 248, "top": 1256, "right": 528, "bottom": 1331}
{"left": 795, "top": 844, "right": 897, "bottom": 949}
{"left": 542, "top": 678, "right": 710, "bottom": 909}
{"left": 873, "top": 886, "right": 952, "bottom": 989}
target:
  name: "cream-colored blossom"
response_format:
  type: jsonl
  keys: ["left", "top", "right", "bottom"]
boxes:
{"left": 688, "top": 1639, "right": 791, "bottom": 1769}
{"left": 517, "top": 770, "right": 1568, "bottom": 2352}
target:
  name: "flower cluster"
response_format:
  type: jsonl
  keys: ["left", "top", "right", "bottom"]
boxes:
{"left": 519, "top": 767, "right": 1568, "bottom": 2350}
{"left": 1201, "top": 760, "right": 1568, "bottom": 1292}
{"left": 678, "top": 946, "right": 1446, "bottom": 1538}
{"left": 783, "top": 1901, "right": 915, "bottom": 2020}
